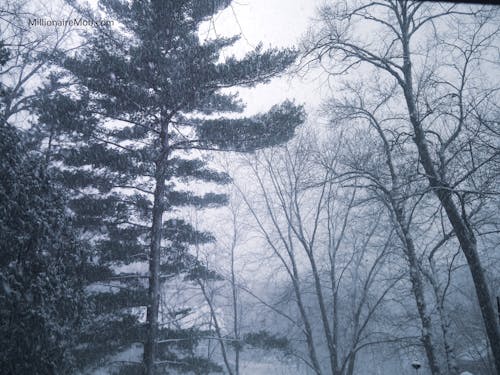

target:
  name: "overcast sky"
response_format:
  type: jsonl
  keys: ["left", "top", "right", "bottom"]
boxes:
{"left": 202, "top": 0, "right": 327, "bottom": 115}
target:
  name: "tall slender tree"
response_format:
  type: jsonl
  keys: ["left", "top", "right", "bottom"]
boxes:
{"left": 37, "top": 0, "right": 304, "bottom": 373}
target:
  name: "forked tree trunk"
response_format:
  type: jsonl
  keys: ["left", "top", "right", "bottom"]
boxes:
{"left": 400, "top": 26, "right": 500, "bottom": 373}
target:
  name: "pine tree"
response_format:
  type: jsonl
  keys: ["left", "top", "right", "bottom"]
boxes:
{"left": 36, "top": 0, "right": 304, "bottom": 373}
{"left": 0, "top": 124, "right": 89, "bottom": 374}
{"left": 35, "top": 84, "right": 229, "bottom": 374}
{"left": 0, "top": 38, "right": 93, "bottom": 375}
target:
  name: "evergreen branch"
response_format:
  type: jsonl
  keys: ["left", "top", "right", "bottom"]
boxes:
{"left": 112, "top": 185, "right": 153, "bottom": 195}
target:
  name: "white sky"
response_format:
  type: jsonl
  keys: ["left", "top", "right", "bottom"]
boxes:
{"left": 201, "top": 0, "right": 327, "bottom": 115}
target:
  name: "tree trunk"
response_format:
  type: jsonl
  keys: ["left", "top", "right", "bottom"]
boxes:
{"left": 345, "top": 306, "right": 360, "bottom": 375}
{"left": 394, "top": 207, "right": 442, "bottom": 375}
{"left": 307, "top": 251, "right": 339, "bottom": 375}
{"left": 230, "top": 230, "right": 240, "bottom": 375}
{"left": 437, "top": 301, "right": 460, "bottom": 375}
{"left": 428, "top": 259, "right": 460, "bottom": 375}
{"left": 372, "top": 94, "right": 442, "bottom": 374}
{"left": 330, "top": 256, "right": 340, "bottom": 375}
{"left": 289, "top": 259, "right": 324, "bottom": 375}
{"left": 346, "top": 354, "right": 356, "bottom": 375}
{"left": 293, "top": 173, "right": 337, "bottom": 374}
{"left": 144, "top": 123, "right": 170, "bottom": 375}
{"left": 199, "top": 280, "right": 234, "bottom": 375}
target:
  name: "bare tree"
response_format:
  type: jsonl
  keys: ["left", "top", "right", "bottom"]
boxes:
{"left": 322, "top": 87, "right": 447, "bottom": 374}
{"left": 0, "top": 0, "right": 75, "bottom": 125}
{"left": 423, "top": 234, "right": 461, "bottom": 375}
{"left": 194, "top": 196, "right": 245, "bottom": 375}
{"left": 233, "top": 130, "right": 399, "bottom": 374}
{"left": 302, "top": 1, "right": 500, "bottom": 371}
{"left": 197, "top": 276, "right": 235, "bottom": 375}
{"left": 236, "top": 147, "right": 324, "bottom": 374}
{"left": 227, "top": 198, "right": 243, "bottom": 375}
